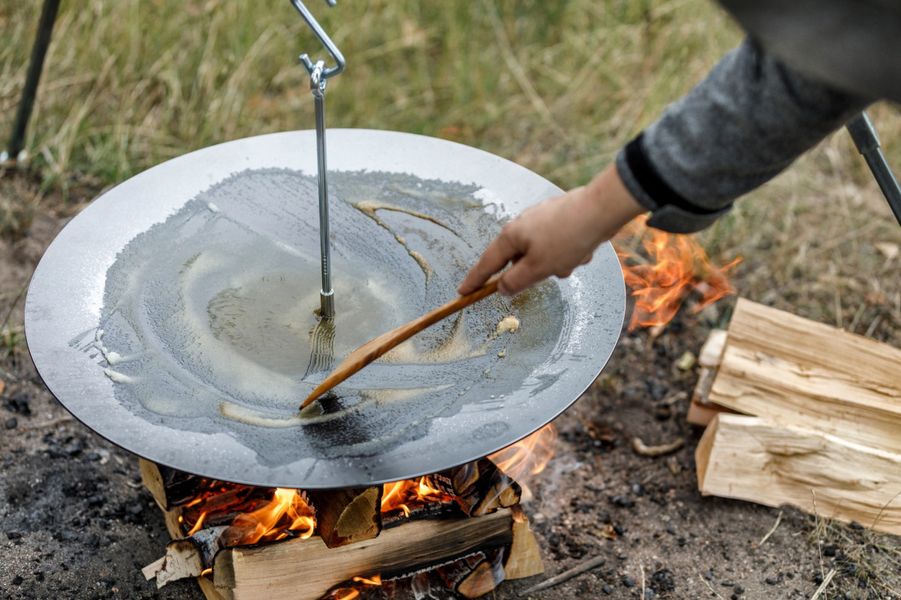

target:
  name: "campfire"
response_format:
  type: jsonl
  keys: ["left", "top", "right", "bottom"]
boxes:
{"left": 142, "top": 425, "right": 555, "bottom": 599}
{"left": 140, "top": 222, "right": 739, "bottom": 600}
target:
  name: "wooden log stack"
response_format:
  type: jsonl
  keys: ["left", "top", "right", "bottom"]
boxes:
{"left": 689, "top": 298, "right": 901, "bottom": 535}
{"left": 140, "top": 459, "right": 543, "bottom": 600}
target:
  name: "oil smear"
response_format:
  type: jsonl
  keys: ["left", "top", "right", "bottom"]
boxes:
{"left": 97, "top": 169, "right": 565, "bottom": 466}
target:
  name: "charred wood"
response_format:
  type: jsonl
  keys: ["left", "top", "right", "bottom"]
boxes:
{"left": 308, "top": 486, "right": 383, "bottom": 548}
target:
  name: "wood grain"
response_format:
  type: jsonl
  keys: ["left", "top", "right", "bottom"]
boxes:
{"left": 707, "top": 298, "right": 901, "bottom": 454}
{"left": 301, "top": 276, "right": 500, "bottom": 408}
{"left": 212, "top": 508, "right": 514, "bottom": 600}
{"left": 697, "top": 414, "right": 901, "bottom": 535}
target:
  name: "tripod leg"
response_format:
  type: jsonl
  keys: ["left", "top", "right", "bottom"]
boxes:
{"left": 3, "top": 0, "right": 62, "bottom": 163}
{"left": 846, "top": 112, "right": 901, "bottom": 227}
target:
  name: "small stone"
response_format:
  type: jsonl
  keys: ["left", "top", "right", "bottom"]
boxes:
{"left": 602, "top": 584, "right": 613, "bottom": 594}
{"left": 823, "top": 544, "right": 837, "bottom": 557}
{"left": 765, "top": 576, "right": 780, "bottom": 585}
{"left": 7, "top": 531, "right": 22, "bottom": 540}
{"left": 610, "top": 495, "right": 635, "bottom": 508}
{"left": 734, "top": 585, "right": 745, "bottom": 594}
{"left": 622, "top": 575, "right": 636, "bottom": 588}
{"left": 675, "top": 351, "right": 696, "bottom": 371}
{"left": 631, "top": 483, "right": 646, "bottom": 496}
{"left": 4, "top": 417, "right": 17, "bottom": 429}
{"left": 12, "top": 575, "right": 23, "bottom": 586}
{"left": 650, "top": 568, "right": 675, "bottom": 592}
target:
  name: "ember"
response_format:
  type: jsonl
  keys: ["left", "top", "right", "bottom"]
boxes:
{"left": 615, "top": 216, "right": 741, "bottom": 330}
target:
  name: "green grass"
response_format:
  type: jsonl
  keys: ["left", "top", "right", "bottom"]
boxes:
{"left": 2, "top": 0, "right": 740, "bottom": 187}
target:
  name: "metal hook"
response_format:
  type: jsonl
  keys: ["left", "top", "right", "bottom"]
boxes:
{"left": 289, "top": 0, "right": 345, "bottom": 81}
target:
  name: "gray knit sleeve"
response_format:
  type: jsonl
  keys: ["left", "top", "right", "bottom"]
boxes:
{"left": 615, "top": 38, "right": 871, "bottom": 233}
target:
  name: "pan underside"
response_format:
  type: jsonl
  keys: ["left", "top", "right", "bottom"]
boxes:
{"left": 25, "top": 129, "right": 625, "bottom": 488}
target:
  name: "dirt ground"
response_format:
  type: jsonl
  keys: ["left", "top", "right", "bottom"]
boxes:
{"left": 0, "top": 170, "right": 899, "bottom": 600}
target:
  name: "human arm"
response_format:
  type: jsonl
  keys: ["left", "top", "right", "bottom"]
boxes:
{"left": 460, "top": 38, "right": 871, "bottom": 296}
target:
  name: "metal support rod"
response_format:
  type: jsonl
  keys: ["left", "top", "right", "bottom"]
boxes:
{"left": 312, "top": 65, "right": 335, "bottom": 318}
{"left": 290, "top": 0, "right": 344, "bottom": 319}
{"left": 846, "top": 112, "right": 901, "bottom": 227}
{"left": 4, "top": 0, "right": 61, "bottom": 162}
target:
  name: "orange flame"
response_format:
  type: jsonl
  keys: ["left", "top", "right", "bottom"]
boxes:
{"left": 227, "top": 488, "right": 316, "bottom": 545}
{"left": 488, "top": 424, "right": 556, "bottom": 482}
{"left": 381, "top": 476, "right": 454, "bottom": 516}
{"left": 616, "top": 216, "right": 740, "bottom": 330}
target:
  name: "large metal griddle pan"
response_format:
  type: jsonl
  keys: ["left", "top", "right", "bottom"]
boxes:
{"left": 25, "top": 129, "right": 625, "bottom": 489}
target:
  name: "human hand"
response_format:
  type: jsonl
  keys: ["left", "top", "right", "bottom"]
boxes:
{"left": 458, "top": 164, "right": 644, "bottom": 296}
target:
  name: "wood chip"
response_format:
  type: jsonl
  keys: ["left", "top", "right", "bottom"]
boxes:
{"left": 632, "top": 436, "right": 685, "bottom": 457}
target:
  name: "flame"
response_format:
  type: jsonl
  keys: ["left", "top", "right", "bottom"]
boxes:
{"left": 615, "top": 216, "right": 741, "bottom": 330}
{"left": 227, "top": 488, "right": 316, "bottom": 545}
{"left": 353, "top": 575, "right": 382, "bottom": 586}
{"left": 489, "top": 424, "right": 557, "bottom": 482}
{"left": 381, "top": 476, "right": 454, "bottom": 516}
{"left": 181, "top": 487, "right": 316, "bottom": 547}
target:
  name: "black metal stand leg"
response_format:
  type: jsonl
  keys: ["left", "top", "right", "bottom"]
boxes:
{"left": 3, "top": 0, "right": 62, "bottom": 163}
{"left": 846, "top": 112, "right": 901, "bottom": 227}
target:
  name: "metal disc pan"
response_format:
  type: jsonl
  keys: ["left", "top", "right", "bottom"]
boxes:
{"left": 25, "top": 129, "right": 625, "bottom": 489}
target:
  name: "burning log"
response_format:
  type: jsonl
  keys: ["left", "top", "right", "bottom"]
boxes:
{"left": 433, "top": 458, "right": 522, "bottom": 516}
{"left": 706, "top": 299, "right": 901, "bottom": 453}
{"left": 308, "top": 487, "right": 383, "bottom": 548}
{"left": 697, "top": 414, "right": 901, "bottom": 535}
{"left": 438, "top": 548, "right": 506, "bottom": 599}
{"left": 211, "top": 507, "right": 515, "bottom": 600}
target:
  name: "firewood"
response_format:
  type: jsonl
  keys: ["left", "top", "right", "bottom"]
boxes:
{"left": 503, "top": 505, "right": 543, "bottom": 580}
{"left": 143, "top": 526, "right": 229, "bottom": 588}
{"left": 687, "top": 328, "right": 737, "bottom": 426}
{"left": 211, "top": 508, "right": 514, "bottom": 600}
{"left": 454, "top": 548, "right": 506, "bottom": 599}
{"left": 696, "top": 414, "right": 901, "bottom": 535}
{"left": 686, "top": 398, "right": 734, "bottom": 427}
{"left": 308, "top": 486, "right": 383, "bottom": 548}
{"left": 434, "top": 458, "right": 522, "bottom": 516}
{"left": 707, "top": 299, "right": 901, "bottom": 454}
{"left": 698, "top": 328, "right": 727, "bottom": 369}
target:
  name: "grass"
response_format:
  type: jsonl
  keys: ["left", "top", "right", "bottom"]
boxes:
{"left": 1, "top": 0, "right": 740, "bottom": 187}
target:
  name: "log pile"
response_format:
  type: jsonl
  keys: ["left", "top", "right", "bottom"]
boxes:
{"left": 140, "top": 458, "right": 543, "bottom": 600}
{"left": 690, "top": 298, "right": 901, "bottom": 535}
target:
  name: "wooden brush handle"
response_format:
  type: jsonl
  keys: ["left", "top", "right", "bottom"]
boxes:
{"left": 301, "top": 277, "right": 500, "bottom": 409}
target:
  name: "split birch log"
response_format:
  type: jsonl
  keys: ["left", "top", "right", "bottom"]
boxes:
{"left": 707, "top": 299, "right": 901, "bottom": 454}
{"left": 697, "top": 414, "right": 901, "bottom": 535}
{"left": 307, "top": 487, "right": 383, "bottom": 548}
{"left": 211, "top": 508, "right": 514, "bottom": 600}
{"left": 143, "top": 526, "right": 229, "bottom": 588}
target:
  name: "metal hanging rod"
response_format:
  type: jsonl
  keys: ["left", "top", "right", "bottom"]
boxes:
{"left": 289, "top": 0, "right": 345, "bottom": 319}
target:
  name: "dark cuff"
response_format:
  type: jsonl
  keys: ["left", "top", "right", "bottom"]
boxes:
{"left": 615, "top": 134, "right": 732, "bottom": 234}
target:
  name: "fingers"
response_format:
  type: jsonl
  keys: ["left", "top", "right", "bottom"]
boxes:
{"left": 458, "top": 228, "right": 520, "bottom": 295}
{"left": 498, "top": 257, "right": 540, "bottom": 296}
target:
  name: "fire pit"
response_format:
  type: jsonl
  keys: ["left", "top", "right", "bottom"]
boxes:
{"left": 141, "top": 426, "right": 556, "bottom": 599}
